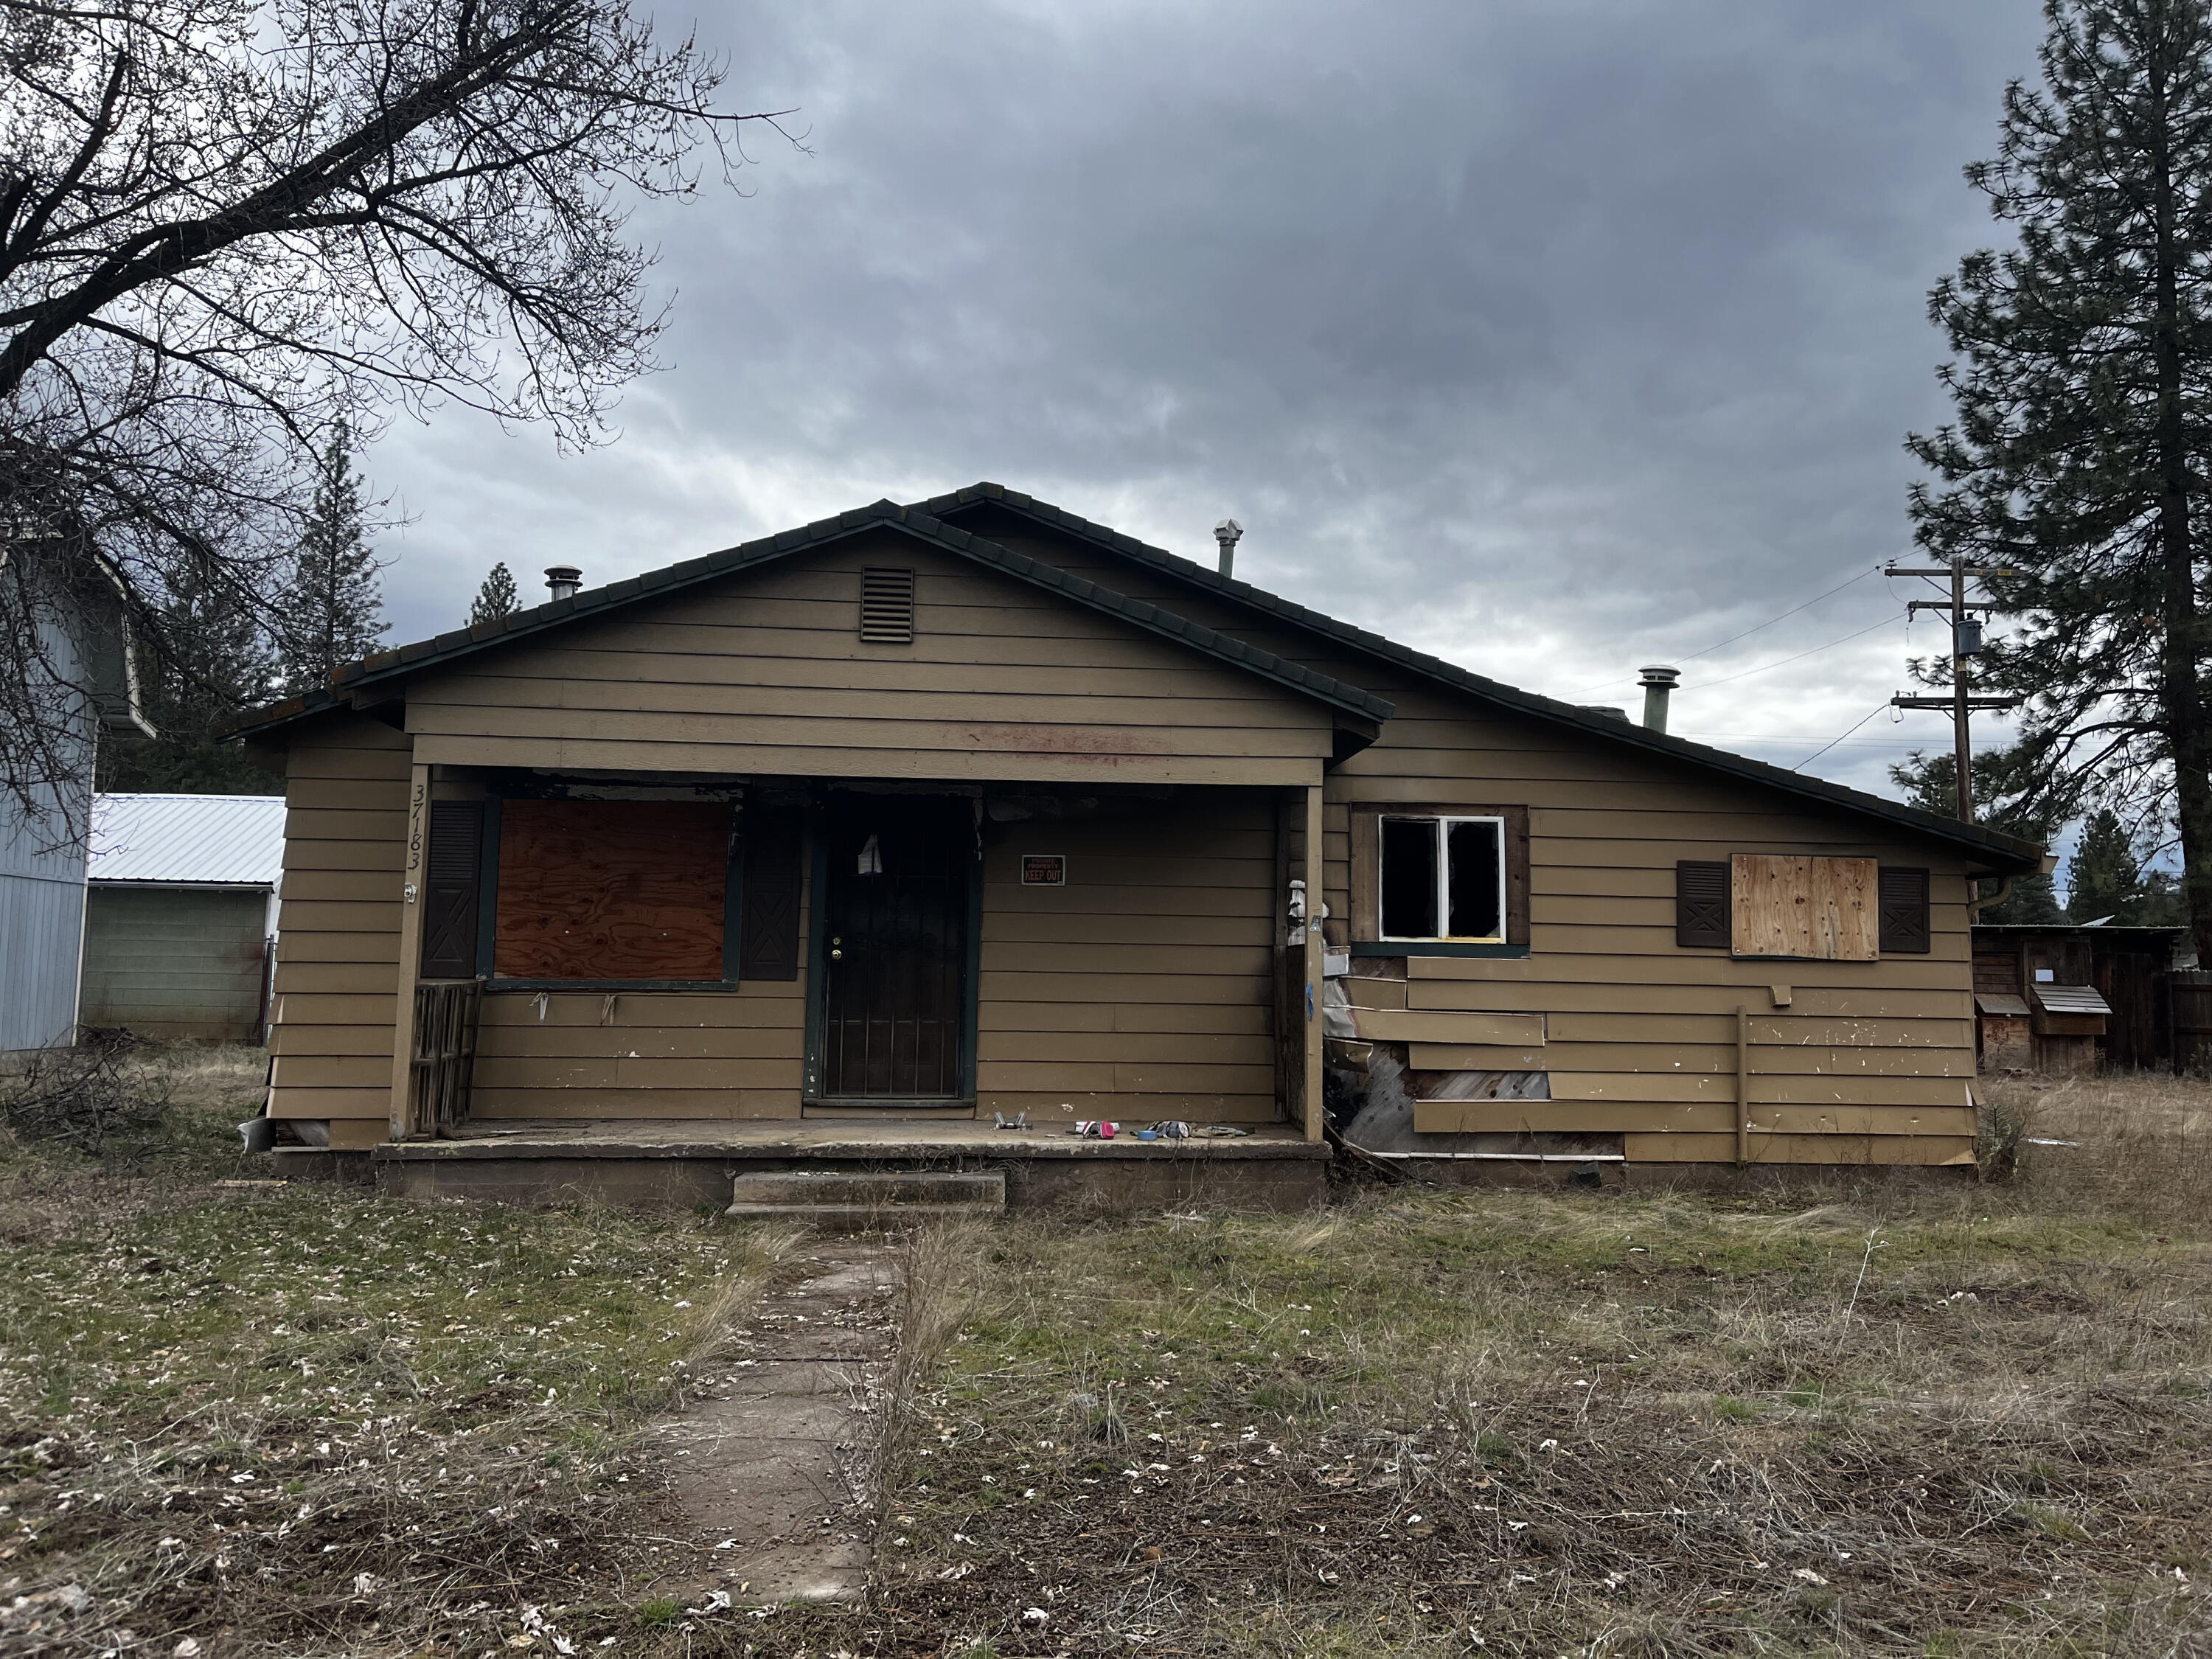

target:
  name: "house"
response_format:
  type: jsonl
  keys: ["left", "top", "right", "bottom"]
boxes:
{"left": 1970, "top": 922, "right": 2190, "bottom": 1074}
{"left": 226, "top": 486, "right": 2042, "bottom": 1203}
{"left": 0, "top": 539, "right": 152, "bottom": 1051}
{"left": 80, "top": 793, "right": 287, "bottom": 1042}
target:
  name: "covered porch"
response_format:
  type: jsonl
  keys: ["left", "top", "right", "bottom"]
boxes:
{"left": 389, "top": 771, "right": 1331, "bottom": 1150}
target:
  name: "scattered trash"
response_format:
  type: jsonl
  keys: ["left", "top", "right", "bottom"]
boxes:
{"left": 173, "top": 1641, "right": 202, "bottom": 1659}
{"left": 1191, "top": 1124, "right": 1253, "bottom": 1138}
{"left": 1071, "top": 1121, "right": 1119, "bottom": 1138}
{"left": 993, "top": 1111, "right": 1031, "bottom": 1130}
{"left": 1792, "top": 1568, "right": 1829, "bottom": 1586}
{"left": 1022, "top": 1608, "right": 1050, "bottom": 1625}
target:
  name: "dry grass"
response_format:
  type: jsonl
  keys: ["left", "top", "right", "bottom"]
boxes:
{"left": 0, "top": 1046, "right": 792, "bottom": 1658}
{"left": 730, "top": 1073, "right": 2212, "bottom": 1658}
{"left": 5, "top": 1056, "right": 2211, "bottom": 1658}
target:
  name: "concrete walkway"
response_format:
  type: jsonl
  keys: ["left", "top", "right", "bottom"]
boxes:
{"left": 647, "top": 1244, "right": 901, "bottom": 1604}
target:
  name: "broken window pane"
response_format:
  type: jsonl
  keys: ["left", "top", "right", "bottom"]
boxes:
{"left": 1380, "top": 817, "right": 1439, "bottom": 938}
{"left": 1447, "top": 819, "right": 1504, "bottom": 939}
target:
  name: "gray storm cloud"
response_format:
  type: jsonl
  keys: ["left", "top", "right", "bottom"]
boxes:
{"left": 372, "top": 0, "right": 2045, "bottom": 794}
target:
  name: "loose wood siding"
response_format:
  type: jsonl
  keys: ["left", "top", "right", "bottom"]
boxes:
{"left": 466, "top": 981, "right": 808, "bottom": 1119}
{"left": 401, "top": 536, "right": 1338, "bottom": 787}
{"left": 964, "top": 512, "right": 1986, "bottom": 1166}
{"left": 977, "top": 790, "right": 1278, "bottom": 1121}
{"left": 265, "top": 713, "right": 410, "bottom": 1135}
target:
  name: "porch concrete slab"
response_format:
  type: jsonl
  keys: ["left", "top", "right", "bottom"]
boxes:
{"left": 374, "top": 1117, "right": 1329, "bottom": 1212}
{"left": 378, "top": 1117, "right": 1324, "bottom": 1161}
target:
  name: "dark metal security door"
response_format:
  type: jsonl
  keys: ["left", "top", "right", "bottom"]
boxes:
{"left": 815, "top": 796, "right": 973, "bottom": 1100}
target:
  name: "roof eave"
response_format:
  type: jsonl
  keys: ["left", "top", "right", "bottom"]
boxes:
{"left": 220, "top": 501, "right": 1393, "bottom": 740}
{"left": 917, "top": 484, "right": 2045, "bottom": 874}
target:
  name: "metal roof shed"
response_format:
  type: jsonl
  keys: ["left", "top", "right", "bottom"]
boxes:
{"left": 82, "top": 794, "right": 287, "bottom": 1043}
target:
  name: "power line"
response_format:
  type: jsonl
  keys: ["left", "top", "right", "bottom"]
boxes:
{"left": 1790, "top": 701, "right": 1894, "bottom": 771}
{"left": 1572, "top": 565, "right": 1883, "bottom": 696}
{"left": 1680, "top": 612, "right": 1904, "bottom": 692}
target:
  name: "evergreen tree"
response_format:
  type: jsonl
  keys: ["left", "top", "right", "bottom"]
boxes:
{"left": 2067, "top": 807, "right": 2146, "bottom": 919}
{"left": 470, "top": 562, "right": 520, "bottom": 627}
{"left": 279, "top": 420, "right": 386, "bottom": 695}
{"left": 1891, "top": 746, "right": 2070, "bottom": 922}
{"left": 1908, "top": 0, "right": 2212, "bottom": 966}
{"left": 98, "top": 556, "right": 281, "bottom": 794}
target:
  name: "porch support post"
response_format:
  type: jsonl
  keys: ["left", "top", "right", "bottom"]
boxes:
{"left": 1301, "top": 782, "right": 1325, "bottom": 1143}
{"left": 389, "top": 759, "right": 431, "bottom": 1142}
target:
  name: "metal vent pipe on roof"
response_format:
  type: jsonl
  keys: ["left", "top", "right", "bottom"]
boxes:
{"left": 1214, "top": 518, "right": 1243, "bottom": 578}
{"left": 1638, "top": 664, "right": 1680, "bottom": 734}
{"left": 544, "top": 564, "right": 582, "bottom": 601}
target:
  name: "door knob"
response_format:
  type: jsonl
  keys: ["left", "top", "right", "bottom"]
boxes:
{"left": 830, "top": 947, "right": 843, "bottom": 960}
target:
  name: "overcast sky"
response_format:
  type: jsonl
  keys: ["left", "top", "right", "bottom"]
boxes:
{"left": 371, "top": 0, "right": 2049, "bottom": 801}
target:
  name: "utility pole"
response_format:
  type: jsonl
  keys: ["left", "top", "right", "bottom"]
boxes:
{"left": 1888, "top": 553, "right": 2022, "bottom": 824}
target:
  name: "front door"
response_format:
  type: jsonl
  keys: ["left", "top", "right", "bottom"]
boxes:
{"left": 813, "top": 796, "right": 973, "bottom": 1101}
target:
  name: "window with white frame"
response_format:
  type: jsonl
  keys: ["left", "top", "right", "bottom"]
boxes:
{"left": 1378, "top": 814, "right": 1507, "bottom": 942}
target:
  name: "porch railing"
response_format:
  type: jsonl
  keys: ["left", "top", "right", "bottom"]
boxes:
{"left": 407, "top": 979, "right": 483, "bottom": 1138}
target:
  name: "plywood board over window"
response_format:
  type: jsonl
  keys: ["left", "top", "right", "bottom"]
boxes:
{"left": 1730, "top": 854, "right": 1877, "bottom": 961}
{"left": 495, "top": 800, "right": 731, "bottom": 981}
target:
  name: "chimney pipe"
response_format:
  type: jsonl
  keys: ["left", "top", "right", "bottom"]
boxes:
{"left": 1214, "top": 518, "right": 1243, "bottom": 579}
{"left": 544, "top": 564, "right": 582, "bottom": 602}
{"left": 1638, "top": 664, "right": 1680, "bottom": 734}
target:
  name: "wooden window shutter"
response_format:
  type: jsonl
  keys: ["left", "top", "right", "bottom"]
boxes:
{"left": 740, "top": 806, "right": 805, "bottom": 980}
{"left": 1676, "top": 860, "right": 1731, "bottom": 949}
{"left": 859, "top": 567, "right": 915, "bottom": 643}
{"left": 1879, "top": 866, "right": 1932, "bottom": 954}
{"left": 420, "top": 801, "right": 484, "bottom": 978}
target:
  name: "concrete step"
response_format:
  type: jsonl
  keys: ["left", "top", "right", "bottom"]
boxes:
{"left": 726, "top": 1168, "right": 1005, "bottom": 1229}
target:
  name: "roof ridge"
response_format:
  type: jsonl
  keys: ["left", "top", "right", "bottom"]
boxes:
{"left": 220, "top": 498, "right": 1393, "bottom": 737}
{"left": 914, "top": 483, "right": 2043, "bottom": 869}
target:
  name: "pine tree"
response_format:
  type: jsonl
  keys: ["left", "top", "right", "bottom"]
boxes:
{"left": 2067, "top": 807, "right": 2146, "bottom": 919}
{"left": 470, "top": 563, "right": 520, "bottom": 626}
{"left": 1891, "top": 746, "right": 2070, "bottom": 922}
{"left": 1907, "top": 0, "right": 2212, "bottom": 966}
{"left": 98, "top": 555, "right": 282, "bottom": 794}
{"left": 279, "top": 420, "right": 386, "bottom": 695}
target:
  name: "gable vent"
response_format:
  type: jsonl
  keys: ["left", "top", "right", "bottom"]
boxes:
{"left": 859, "top": 566, "right": 916, "bottom": 644}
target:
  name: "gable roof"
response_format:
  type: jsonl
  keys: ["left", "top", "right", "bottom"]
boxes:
{"left": 911, "top": 483, "right": 2045, "bottom": 873}
{"left": 220, "top": 499, "right": 1393, "bottom": 739}
{"left": 225, "top": 482, "right": 2039, "bottom": 873}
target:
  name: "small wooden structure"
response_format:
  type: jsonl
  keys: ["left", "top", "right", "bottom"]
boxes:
{"left": 80, "top": 793, "right": 286, "bottom": 1043}
{"left": 1971, "top": 924, "right": 2188, "bottom": 1074}
{"left": 226, "top": 486, "right": 2045, "bottom": 1193}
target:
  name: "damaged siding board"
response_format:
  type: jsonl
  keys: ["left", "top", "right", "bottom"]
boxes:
{"left": 947, "top": 521, "right": 1997, "bottom": 1168}
{"left": 1349, "top": 1008, "right": 1545, "bottom": 1046}
{"left": 264, "top": 713, "right": 412, "bottom": 1134}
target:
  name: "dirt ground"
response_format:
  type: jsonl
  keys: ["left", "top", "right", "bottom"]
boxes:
{"left": 2, "top": 1052, "right": 2208, "bottom": 1658}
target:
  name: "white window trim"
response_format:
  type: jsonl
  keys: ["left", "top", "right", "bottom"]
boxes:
{"left": 1377, "top": 813, "right": 1508, "bottom": 944}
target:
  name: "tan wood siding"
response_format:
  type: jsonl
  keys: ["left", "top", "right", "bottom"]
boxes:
{"left": 403, "top": 536, "right": 1336, "bottom": 786}
{"left": 976, "top": 790, "right": 1278, "bottom": 1121}
{"left": 265, "top": 714, "right": 410, "bottom": 1133}
{"left": 987, "top": 524, "right": 1994, "bottom": 1167}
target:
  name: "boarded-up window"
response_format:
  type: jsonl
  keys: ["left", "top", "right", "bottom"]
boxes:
{"left": 420, "top": 801, "right": 484, "bottom": 978}
{"left": 739, "top": 805, "right": 805, "bottom": 981}
{"left": 1730, "top": 854, "right": 1877, "bottom": 961}
{"left": 1675, "top": 860, "right": 1731, "bottom": 949}
{"left": 1878, "top": 866, "right": 1932, "bottom": 954}
{"left": 495, "top": 800, "right": 731, "bottom": 981}
{"left": 860, "top": 567, "right": 916, "bottom": 643}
